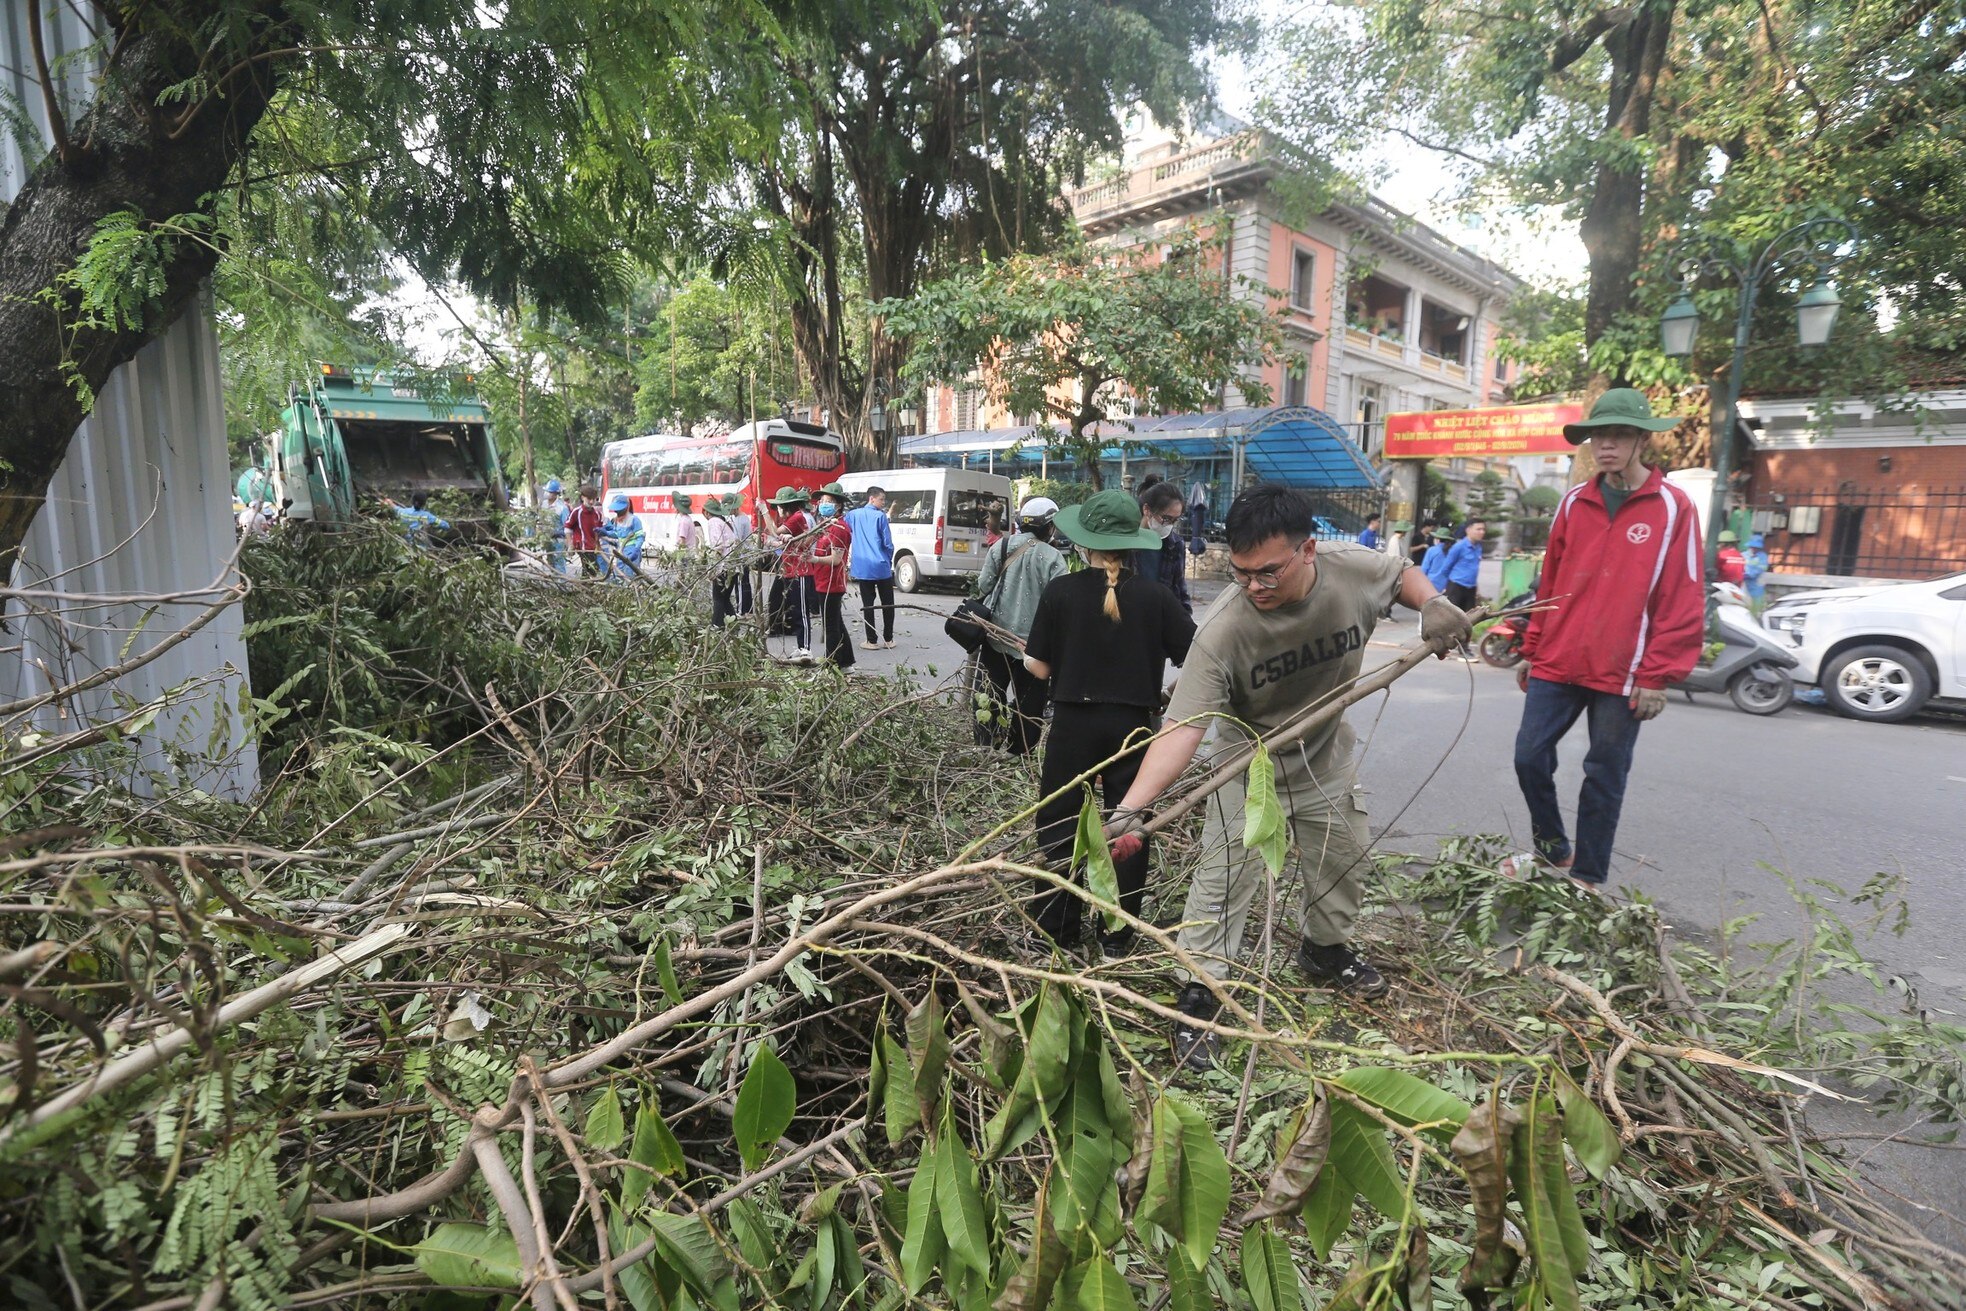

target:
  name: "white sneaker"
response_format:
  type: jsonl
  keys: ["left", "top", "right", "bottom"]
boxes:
{"left": 861, "top": 640, "right": 878, "bottom": 650}
{"left": 883, "top": 640, "right": 897, "bottom": 649}
{"left": 794, "top": 648, "right": 812, "bottom": 658}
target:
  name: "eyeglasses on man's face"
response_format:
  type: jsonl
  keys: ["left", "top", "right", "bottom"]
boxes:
{"left": 1227, "top": 544, "right": 1304, "bottom": 591}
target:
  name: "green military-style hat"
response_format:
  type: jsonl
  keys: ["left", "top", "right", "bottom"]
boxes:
{"left": 769, "top": 486, "right": 811, "bottom": 507}
{"left": 1052, "top": 489, "right": 1163, "bottom": 552}
{"left": 1562, "top": 388, "right": 1683, "bottom": 444}
{"left": 720, "top": 492, "right": 743, "bottom": 512}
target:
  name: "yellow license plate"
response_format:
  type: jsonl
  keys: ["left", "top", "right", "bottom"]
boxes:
{"left": 950, "top": 540, "right": 971, "bottom": 553}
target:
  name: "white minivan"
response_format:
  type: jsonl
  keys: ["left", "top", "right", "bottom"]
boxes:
{"left": 837, "top": 468, "right": 1015, "bottom": 592}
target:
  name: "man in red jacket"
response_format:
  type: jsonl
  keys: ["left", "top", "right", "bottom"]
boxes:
{"left": 1507, "top": 389, "right": 1704, "bottom": 889}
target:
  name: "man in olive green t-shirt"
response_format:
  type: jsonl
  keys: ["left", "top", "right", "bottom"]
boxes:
{"left": 1109, "top": 485, "right": 1473, "bottom": 1067}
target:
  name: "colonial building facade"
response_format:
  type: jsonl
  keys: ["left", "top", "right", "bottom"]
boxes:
{"left": 919, "top": 121, "right": 1526, "bottom": 489}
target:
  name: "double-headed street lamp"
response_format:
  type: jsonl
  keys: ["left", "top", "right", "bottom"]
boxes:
{"left": 1659, "top": 216, "right": 1857, "bottom": 579}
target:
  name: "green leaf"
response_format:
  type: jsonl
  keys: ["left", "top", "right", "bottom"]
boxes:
{"left": 608, "top": 1214, "right": 669, "bottom": 1311}
{"left": 647, "top": 1209, "right": 732, "bottom": 1293}
{"left": 1300, "top": 1159, "right": 1355, "bottom": 1261}
{"left": 1137, "top": 1097, "right": 1187, "bottom": 1234}
{"left": 1244, "top": 1091, "right": 1331, "bottom": 1223}
{"left": 1051, "top": 1043, "right": 1125, "bottom": 1252}
{"left": 733, "top": 1044, "right": 796, "bottom": 1171}
{"left": 1239, "top": 1223, "right": 1299, "bottom": 1311}
{"left": 653, "top": 935, "right": 683, "bottom": 1005}
{"left": 877, "top": 1029, "right": 921, "bottom": 1146}
{"left": 813, "top": 1214, "right": 840, "bottom": 1310}
{"left": 907, "top": 989, "right": 952, "bottom": 1127}
{"left": 1073, "top": 788, "right": 1123, "bottom": 931}
{"left": 1166, "top": 1094, "right": 1231, "bottom": 1270}
{"left": 1553, "top": 1068, "right": 1621, "bottom": 1180}
{"left": 1242, "top": 743, "right": 1288, "bottom": 875}
{"left": 901, "top": 1138, "right": 945, "bottom": 1293}
{"left": 984, "top": 985, "right": 1073, "bottom": 1159}
{"left": 995, "top": 1177, "right": 1069, "bottom": 1311}
{"left": 1334, "top": 1067, "right": 1471, "bottom": 1140}
{"left": 935, "top": 1119, "right": 993, "bottom": 1275}
{"left": 624, "top": 1104, "right": 687, "bottom": 1210}
{"left": 1164, "top": 1246, "right": 1209, "bottom": 1311}
{"left": 1075, "top": 1255, "right": 1139, "bottom": 1311}
{"left": 586, "top": 1085, "right": 627, "bottom": 1152}
{"left": 726, "top": 1198, "right": 776, "bottom": 1276}
{"left": 414, "top": 1221, "right": 522, "bottom": 1289}
{"left": 1328, "top": 1100, "right": 1409, "bottom": 1221}
{"left": 1507, "top": 1094, "right": 1585, "bottom": 1311}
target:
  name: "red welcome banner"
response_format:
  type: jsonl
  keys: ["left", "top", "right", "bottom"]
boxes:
{"left": 1383, "top": 403, "right": 1584, "bottom": 458}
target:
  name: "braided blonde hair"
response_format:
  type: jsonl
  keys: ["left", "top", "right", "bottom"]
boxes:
{"left": 1086, "top": 549, "right": 1126, "bottom": 622}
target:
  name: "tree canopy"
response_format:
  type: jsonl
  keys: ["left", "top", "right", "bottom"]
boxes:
{"left": 734, "top": 0, "right": 1233, "bottom": 465}
{"left": 1, "top": 0, "right": 785, "bottom": 563}
{"left": 879, "top": 232, "right": 1283, "bottom": 487}
{"left": 1256, "top": 0, "right": 1966, "bottom": 401}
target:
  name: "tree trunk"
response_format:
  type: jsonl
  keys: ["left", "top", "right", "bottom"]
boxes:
{"left": 0, "top": 10, "right": 284, "bottom": 570}
{"left": 1577, "top": 4, "right": 1678, "bottom": 361}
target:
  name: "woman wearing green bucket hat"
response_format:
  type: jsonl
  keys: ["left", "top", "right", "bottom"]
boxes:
{"left": 1020, "top": 489, "right": 1196, "bottom": 955}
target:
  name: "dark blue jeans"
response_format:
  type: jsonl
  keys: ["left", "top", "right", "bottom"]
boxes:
{"left": 1512, "top": 677, "right": 1643, "bottom": 884}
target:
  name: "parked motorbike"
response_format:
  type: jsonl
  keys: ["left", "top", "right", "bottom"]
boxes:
{"left": 1672, "top": 582, "right": 1798, "bottom": 715}
{"left": 1477, "top": 590, "right": 1535, "bottom": 668}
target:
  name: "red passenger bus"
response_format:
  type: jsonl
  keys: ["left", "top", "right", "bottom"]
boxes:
{"left": 599, "top": 419, "right": 848, "bottom": 543}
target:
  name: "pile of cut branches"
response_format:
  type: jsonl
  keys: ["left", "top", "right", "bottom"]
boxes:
{"left": 1, "top": 526, "right": 1961, "bottom": 1310}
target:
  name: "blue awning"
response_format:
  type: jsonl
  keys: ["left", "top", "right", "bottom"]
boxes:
{"left": 897, "top": 406, "right": 1381, "bottom": 489}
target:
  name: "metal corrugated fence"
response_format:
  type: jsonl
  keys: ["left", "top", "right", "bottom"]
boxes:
{"left": 1, "top": 12, "right": 259, "bottom": 797}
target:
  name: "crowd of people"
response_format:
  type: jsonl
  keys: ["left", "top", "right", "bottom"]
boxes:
{"left": 963, "top": 389, "right": 1703, "bottom": 1070}
{"left": 303, "top": 388, "right": 1706, "bottom": 1072}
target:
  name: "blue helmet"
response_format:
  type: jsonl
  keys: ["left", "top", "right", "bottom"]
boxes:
{"left": 1746, "top": 534, "right": 1765, "bottom": 548}
{"left": 545, "top": 479, "right": 563, "bottom": 495}
{"left": 608, "top": 493, "right": 631, "bottom": 513}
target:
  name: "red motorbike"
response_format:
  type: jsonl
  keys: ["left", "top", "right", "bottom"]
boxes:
{"left": 1477, "top": 591, "right": 1535, "bottom": 668}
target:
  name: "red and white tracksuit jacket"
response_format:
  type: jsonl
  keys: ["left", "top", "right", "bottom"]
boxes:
{"left": 1520, "top": 468, "right": 1705, "bottom": 697}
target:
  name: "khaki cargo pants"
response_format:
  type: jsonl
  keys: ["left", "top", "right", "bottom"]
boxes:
{"left": 1174, "top": 762, "right": 1373, "bottom": 980}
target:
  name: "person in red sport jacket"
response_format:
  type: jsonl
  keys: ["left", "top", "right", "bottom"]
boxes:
{"left": 1508, "top": 389, "right": 1705, "bottom": 890}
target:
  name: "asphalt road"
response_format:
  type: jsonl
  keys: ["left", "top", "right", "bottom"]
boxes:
{"left": 839, "top": 583, "right": 1966, "bottom": 1006}
{"left": 829, "top": 579, "right": 1966, "bottom": 1239}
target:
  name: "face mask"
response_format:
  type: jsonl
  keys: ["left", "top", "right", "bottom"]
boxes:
{"left": 817, "top": 502, "right": 838, "bottom": 518}
{"left": 1154, "top": 521, "right": 1176, "bottom": 540}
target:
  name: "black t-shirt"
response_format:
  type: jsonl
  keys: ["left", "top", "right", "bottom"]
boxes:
{"left": 1024, "top": 569, "right": 1196, "bottom": 707}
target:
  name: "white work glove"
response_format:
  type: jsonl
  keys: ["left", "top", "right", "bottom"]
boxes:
{"left": 1420, "top": 594, "right": 1474, "bottom": 657}
{"left": 1630, "top": 686, "right": 1668, "bottom": 721}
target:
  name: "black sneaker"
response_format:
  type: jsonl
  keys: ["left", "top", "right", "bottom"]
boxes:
{"left": 1097, "top": 927, "right": 1136, "bottom": 961}
{"left": 1171, "top": 981, "right": 1222, "bottom": 1070}
{"left": 1296, "top": 940, "right": 1390, "bottom": 999}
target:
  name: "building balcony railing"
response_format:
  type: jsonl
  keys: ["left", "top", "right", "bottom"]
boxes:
{"left": 1068, "top": 131, "right": 1265, "bottom": 217}
{"left": 1420, "top": 351, "right": 1470, "bottom": 382}
{"left": 1345, "top": 327, "right": 1408, "bottom": 360}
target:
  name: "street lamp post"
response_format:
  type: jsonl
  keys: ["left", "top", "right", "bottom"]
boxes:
{"left": 1660, "top": 217, "right": 1855, "bottom": 580}
{"left": 868, "top": 376, "right": 890, "bottom": 438}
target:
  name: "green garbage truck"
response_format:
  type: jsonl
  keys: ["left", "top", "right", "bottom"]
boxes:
{"left": 272, "top": 365, "right": 508, "bottom": 524}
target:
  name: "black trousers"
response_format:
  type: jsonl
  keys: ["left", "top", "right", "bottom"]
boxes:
{"left": 820, "top": 590, "right": 855, "bottom": 667}
{"left": 766, "top": 576, "right": 793, "bottom": 636}
{"left": 1033, "top": 703, "right": 1155, "bottom": 945}
{"left": 1445, "top": 581, "right": 1479, "bottom": 649}
{"left": 712, "top": 570, "right": 740, "bottom": 628}
{"left": 856, "top": 577, "right": 895, "bottom": 643}
{"left": 979, "top": 645, "right": 1047, "bottom": 756}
